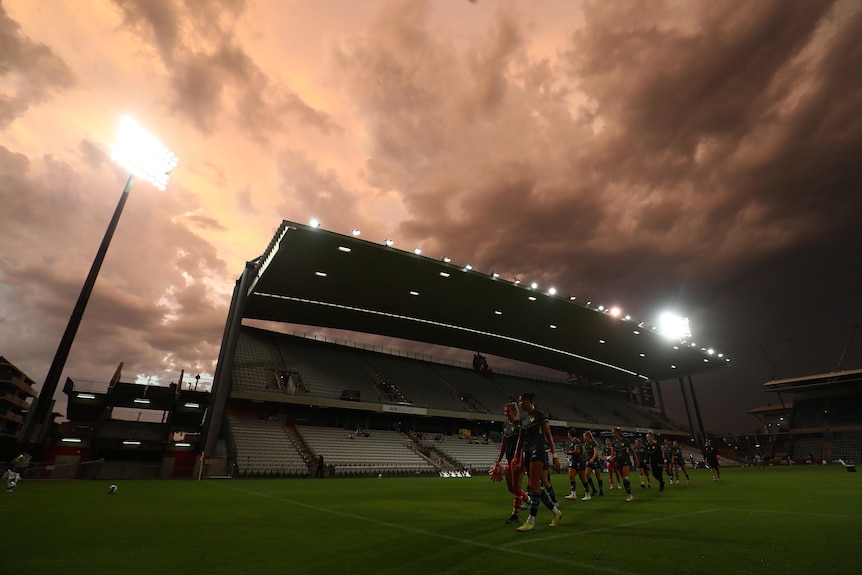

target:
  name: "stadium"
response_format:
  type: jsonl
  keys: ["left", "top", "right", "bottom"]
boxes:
{"left": 30, "top": 220, "right": 726, "bottom": 479}
{"left": 4, "top": 221, "right": 861, "bottom": 575}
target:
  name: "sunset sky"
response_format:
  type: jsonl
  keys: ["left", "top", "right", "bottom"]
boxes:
{"left": 2, "top": 0, "right": 861, "bottom": 434}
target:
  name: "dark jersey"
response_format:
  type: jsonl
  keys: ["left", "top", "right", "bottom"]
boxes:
{"left": 613, "top": 437, "right": 634, "bottom": 466}
{"left": 568, "top": 438, "right": 586, "bottom": 466}
{"left": 602, "top": 445, "right": 613, "bottom": 460}
{"left": 633, "top": 444, "right": 648, "bottom": 468}
{"left": 645, "top": 441, "right": 664, "bottom": 467}
{"left": 502, "top": 420, "right": 520, "bottom": 462}
{"left": 704, "top": 444, "right": 719, "bottom": 465}
{"left": 519, "top": 408, "right": 549, "bottom": 455}
{"left": 671, "top": 446, "right": 685, "bottom": 464}
{"left": 583, "top": 440, "right": 600, "bottom": 466}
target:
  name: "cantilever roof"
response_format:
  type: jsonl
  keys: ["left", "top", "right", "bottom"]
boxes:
{"left": 762, "top": 368, "right": 862, "bottom": 392}
{"left": 242, "top": 221, "right": 729, "bottom": 385}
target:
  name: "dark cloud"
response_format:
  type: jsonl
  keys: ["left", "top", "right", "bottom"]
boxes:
{"left": 3, "top": 0, "right": 860, "bottom": 435}
{"left": 0, "top": 2, "right": 75, "bottom": 127}
{"left": 0, "top": 142, "right": 229, "bottom": 394}
{"left": 111, "top": 0, "right": 338, "bottom": 140}
{"left": 327, "top": 0, "right": 862, "bottom": 431}
{"left": 274, "top": 148, "right": 360, "bottom": 234}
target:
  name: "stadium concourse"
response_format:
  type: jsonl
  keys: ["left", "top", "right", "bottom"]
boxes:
{"left": 197, "top": 220, "right": 730, "bottom": 479}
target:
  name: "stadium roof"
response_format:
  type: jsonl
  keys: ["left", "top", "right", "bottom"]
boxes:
{"left": 241, "top": 221, "right": 729, "bottom": 386}
{"left": 762, "top": 368, "right": 862, "bottom": 393}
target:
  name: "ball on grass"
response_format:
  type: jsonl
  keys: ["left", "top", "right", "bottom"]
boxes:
{"left": 108, "top": 484, "right": 118, "bottom": 494}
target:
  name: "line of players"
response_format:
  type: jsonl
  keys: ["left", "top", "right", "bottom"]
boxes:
{"left": 493, "top": 393, "right": 715, "bottom": 531}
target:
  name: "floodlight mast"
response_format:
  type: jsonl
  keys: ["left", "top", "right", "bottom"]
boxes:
{"left": 20, "top": 117, "right": 177, "bottom": 451}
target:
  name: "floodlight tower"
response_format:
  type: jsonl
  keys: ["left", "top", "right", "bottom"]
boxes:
{"left": 20, "top": 117, "right": 178, "bottom": 450}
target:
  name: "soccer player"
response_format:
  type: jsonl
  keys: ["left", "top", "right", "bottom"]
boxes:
{"left": 663, "top": 438, "right": 674, "bottom": 479}
{"left": 611, "top": 427, "right": 637, "bottom": 502}
{"left": 494, "top": 402, "right": 530, "bottom": 524}
{"left": 633, "top": 438, "right": 651, "bottom": 488}
{"left": 703, "top": 438, "right": 720, "bottom": 480}
{"left": 671, "top": 440, "right": 691, "bottom": 485}
{"left": 563, "top": 428, "right": 589, "bottom": 501}
{"left": 511, "top": 392, "right": 563, "bottom": 532}
{"left": 604, "top": 437, "right": 621, "bottom": 489}
{"left": 645, "top": 432, "right": 666, "bottom": 491}
{"left": 582, "top": 430, "right": 602, "bottom": 498}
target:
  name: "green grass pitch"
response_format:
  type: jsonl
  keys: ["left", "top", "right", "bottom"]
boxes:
{"left": 3, "top": 465, "right": 859, "bottom": 574}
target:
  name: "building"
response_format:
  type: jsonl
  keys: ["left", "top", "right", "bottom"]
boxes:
{"left": 0, "top": 356, "right": 37, "bottom": 455}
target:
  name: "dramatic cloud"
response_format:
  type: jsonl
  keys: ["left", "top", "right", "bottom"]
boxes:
{"left": 1, "top": 0, "right": 860, "bottom": 433}
{"left": 0, "top": 2, "right": 75, "bottom": 127}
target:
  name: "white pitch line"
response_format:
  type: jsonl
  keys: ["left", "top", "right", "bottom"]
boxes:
{"left": 723, "top": 507, "right": 860, "bottom": 519}
{"left": 210, "top": 482, "right": 640, "bottom": 575}
{"left": 507, "top": 507, "right": 723, "bottom": 546}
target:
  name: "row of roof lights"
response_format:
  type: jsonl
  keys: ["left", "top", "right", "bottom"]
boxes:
{"left": 75, "top": 394, "right": 203, "bottom": 407}
{"left": 311, "top": 220, "right": 727, "bottom": 361}
{"left": 61, "top": 438, "right": 193, "bottom": 447}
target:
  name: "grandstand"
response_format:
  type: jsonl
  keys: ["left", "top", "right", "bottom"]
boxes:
{"left": 22, "top": 221, "right": 734, "bottom": 480}
{"left": 761, "top": 368, "right": 862, "bottom": 464}
{"left": 190, "top": 221, "right": 731, "bottom": 479}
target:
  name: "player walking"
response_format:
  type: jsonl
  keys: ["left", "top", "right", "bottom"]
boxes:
{"left": 671, "top": 440, "right": 691, "bottom": 485}
{"left": 493, "top": 402, "right": 531, "bottom": 524}
{"left": 611, "top": 427, "right": 638, "bottom": 502}
{"left": 511, "top": 393, "right": 563, "bottom": 532}
{"left": 563, "top": 428, "right": 589, "bottom": 501}
{"left": 703, "top": 438, "right": 720, "bottom": 480}
{"left": 582, "top": 430, "right": 603, "bottom": 498}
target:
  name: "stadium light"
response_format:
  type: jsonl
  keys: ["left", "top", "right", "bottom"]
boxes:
{"left": 657, "top": 312, "right": 691, "bottom": 340}
{"left": 111, "top": 116, "right": 178, "bottom": 190}
{"left": 20, "top": 116, "right": 177, "bottom": 451}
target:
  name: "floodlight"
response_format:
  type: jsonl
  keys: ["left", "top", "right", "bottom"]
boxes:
{"left": 548, "top": 287, "right": 557, "bottom": 295}
{"left": 309, "top": 219, "right": 320, "bottom": 228}
{"left": 20, "top": 116, "right": 179, "bottom": 448}
{"left": 530, "top": 282, "right": 538, "bottom": 289}
{"left": 384, "top": 239, "right": 394, "bottom": 246}
{"left": 351, "top": 229, "right": 361, "bottom": 236}
{"left": 111, "top": 116, "right": 178, "bottom": 190}
{"left": 609, "top": 306, "right": 621, "bottom": 317}
{"left": 413, "top": 247, "right": 422, "bottom": 255}
{"left": 657, "top": 312, "right": 691, "bottom": 340}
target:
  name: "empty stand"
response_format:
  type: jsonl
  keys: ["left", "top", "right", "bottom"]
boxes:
{"left": 229, "top": 416, "right": 309, "bottom": 476}
{"left": 361, "top": 353, "right": 465, "bottom": 411}
{"left": 297, "top": 425, "right": 435, "bottom": 476}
